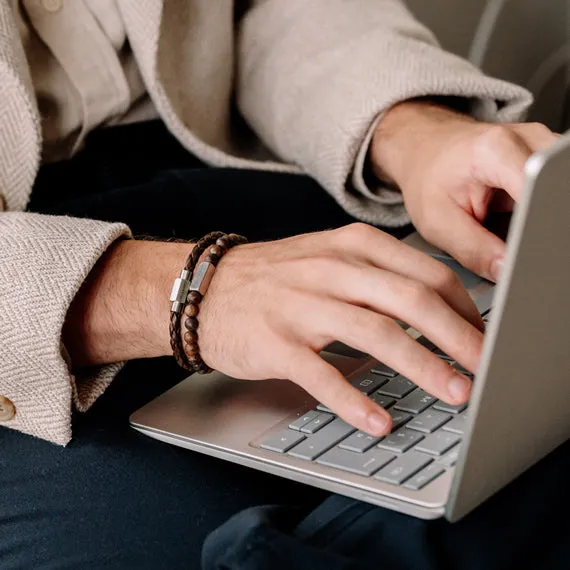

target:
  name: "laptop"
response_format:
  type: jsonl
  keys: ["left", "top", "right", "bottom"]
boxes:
{"left": 130, "top": 132, "right": 570, "bottom": 522}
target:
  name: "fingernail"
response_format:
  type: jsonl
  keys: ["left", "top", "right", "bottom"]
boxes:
{"left": 490, "top": 258, "right": 504, "bottom": 282}
{"left": 367, "top": 411, "right": 389, "bottom": 434}
{"left": 448, "top": 373, "right": 472, "bottom": 403}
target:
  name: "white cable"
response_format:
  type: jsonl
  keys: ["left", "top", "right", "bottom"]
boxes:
{"left": 525, "top": 44, "right": 570, "bottom": 97}
{"left": 468, "top": 0, "right": 509, "bottom": 67}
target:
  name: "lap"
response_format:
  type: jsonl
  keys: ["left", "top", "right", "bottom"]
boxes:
{"left": 0, "top": 358, "right": 329, "bottom": 569}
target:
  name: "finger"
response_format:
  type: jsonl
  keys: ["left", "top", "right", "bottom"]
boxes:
{"left": 310, "top": 302, "right": 473, "bottom": 405}
{"left": 286, "top": 347, "right": 393, "bottom": 436}
{"left": 472, "top": 126, "right": 533, "bottom": 202}
{"left": 510, "top": 123, "right": 560, "bottom": 153}
{"left": 422, "top": 199, "right": 507, "bottom": 282}
{"left": 333, "top": 224, "right": 483, "bottom": 331}
{"left": 315, "top": 270, "right": 483, "bottom": 373}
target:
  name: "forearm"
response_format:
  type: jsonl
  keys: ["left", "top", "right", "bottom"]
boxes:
{"left": 63, "top": 240, "right": 191, "bottom": 367}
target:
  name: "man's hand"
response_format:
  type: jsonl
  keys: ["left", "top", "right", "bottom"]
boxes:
{"left": 198, "top": 224, "right": 483, "bottom": 437}
{"left": 370, "top": 101, "right": 559, "bottom": 282}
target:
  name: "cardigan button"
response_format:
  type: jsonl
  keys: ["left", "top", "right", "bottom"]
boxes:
{"left": 0, "top": 396, "right": 16, "bottom": 421}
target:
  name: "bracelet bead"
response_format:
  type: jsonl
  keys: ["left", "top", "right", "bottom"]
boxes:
{"left": 205, "top": 253, "right": 221, "bottom": 265}
{"left": 183, "top": 330, "right": 197, "bottom": 343}
{"left": 185, "top": 316, "right": 199, "bottom": 331}
{"left": 209, "top": 245, "right": 223, "bottom": 257}
{"left": 185, "top": 346, "right": 199, "bottom": 359}
{"left": 216, "top": 236, "right": 229, "bottom": 249}
{"left": 187, "top": 290, "right": 202, "bottom": 304}
{"left": 184, "top": 303, "right": 199, "bottom": 318}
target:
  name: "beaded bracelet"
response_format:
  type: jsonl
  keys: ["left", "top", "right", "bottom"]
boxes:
{"left": 169, "top": 232, "right": 224, "bottom": 370}
{"left": 169, "top": 232, "right": 247, "bottom": 373}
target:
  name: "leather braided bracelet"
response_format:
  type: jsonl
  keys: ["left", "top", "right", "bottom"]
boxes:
{"left": 169, "top": 232, "right": 247, "bottom": 373}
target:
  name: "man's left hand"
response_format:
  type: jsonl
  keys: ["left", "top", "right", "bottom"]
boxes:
{"left": 370, "top": 100, "right": 559, "bottom": 282}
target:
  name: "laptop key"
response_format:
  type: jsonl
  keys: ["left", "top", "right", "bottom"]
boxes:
{"left": 377, "top": 376, "right": 416, "bottom": 399}
{"left": 433, "top": 401, "right": 467, "bottom": 414}
{"left": 403, "top": 463, "right": 446, "bottom": 490}
{"left": 374, "top": 451, "right": 433, "bottom": 485}
{"left": 317, "top": 447, "right": 395, "bottom": 476}
{"left": 369, "top": 392, "right": 396, "bottom": 410}
{"left": 394, "top": 389, "right": 437, "bottom": 414}
{"left": 339, "top": 431, "right": 384, "bottom": 452}
{"left": 416, "top": 432, "right": 461, "bottom": 456}
{"left": 416, "top": 336, "right": 437, "bottom": 352}
{"left": 433, "top": 347, "right": 453, "bottom": 361}
{"left": 289, "top": 410, "right": 319, "bottom": 431}
{"left": 417, "top": 337, "right": 452, "bottom": 361}
{"left": 442, "top": 412, "right": 469, "bottom": 435}
{"left": 437, "top": 446, "right": 461, "bottom": 468}
{"left": 406, "top": 409, "right": 452, "bottom": 433}
{"left": 451, "top": 362, "right": 474, "bottom": 379}
{"left": 300, "top": 412, "right": 334, "bottom": 434}
{"left": 387, "top": 409, "right": 413, "bottom": 430}
{"left": 316, "top": 403, "right": 334, "bottom": 414}
{"left": 377, "top": 428, "right": 424, "bottom": 453}
{"left": 351, "top": 375, "right": 389, "bottom": 395}
{"left": 288, "top": 418, "right": 356, "bottom": 460}
{"left": 260, "top": 429, "right": 306, "bottom": 453}
{"left": 370, "top": 362, "right": 398, "bottom": 377}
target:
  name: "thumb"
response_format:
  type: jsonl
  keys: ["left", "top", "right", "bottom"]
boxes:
{"left": 426, "top": 200, "right": 507, "bottom": 283}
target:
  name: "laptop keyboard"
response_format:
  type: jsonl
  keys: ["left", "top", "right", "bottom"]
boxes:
{"left": 257, "top": 311, "right": 489, "bottom": 492}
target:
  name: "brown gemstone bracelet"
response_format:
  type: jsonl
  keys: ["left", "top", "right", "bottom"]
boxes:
{"left": 169, "top": 232, "right": 247, "bottom": 373}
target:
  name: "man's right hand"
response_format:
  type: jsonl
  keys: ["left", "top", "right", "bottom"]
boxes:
{"left": 370, "top": 100, "right": 559, "bottom": 283}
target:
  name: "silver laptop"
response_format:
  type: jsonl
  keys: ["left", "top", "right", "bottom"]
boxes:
{"left": 130, "top": 132, "right": 570, "bottom": 522}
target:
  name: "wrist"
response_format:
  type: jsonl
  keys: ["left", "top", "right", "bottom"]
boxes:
{"left": 64, "top": 239, "right": 192, "bottom": 366}
{"left": 370, "top": 100, "right": 475, "bottom": 191}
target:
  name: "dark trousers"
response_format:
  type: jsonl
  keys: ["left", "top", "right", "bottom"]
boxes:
{"left": 1, "top": 121, "right": 567, "bottom": 569}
